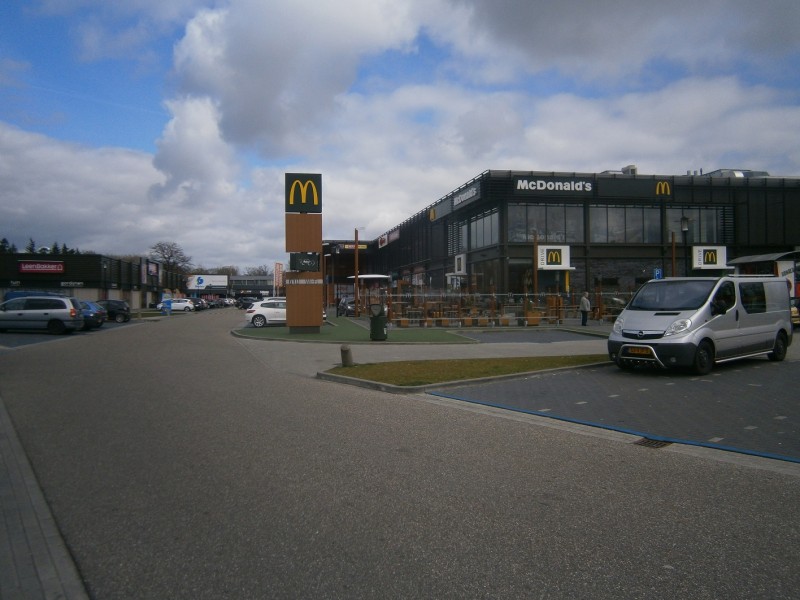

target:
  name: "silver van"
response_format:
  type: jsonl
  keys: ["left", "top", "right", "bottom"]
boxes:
{"left": 0, "top": 295, "right": 84, "bottom": 334}
{"left": 607, "top": 276, "right": 793, "bottom": 374}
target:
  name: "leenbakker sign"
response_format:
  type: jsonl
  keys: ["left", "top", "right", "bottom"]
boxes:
{"left": 19, "top": 260, "right": 65, "bottom": 274}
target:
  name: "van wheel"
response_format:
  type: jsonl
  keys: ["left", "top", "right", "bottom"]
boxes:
{"left": 47, "top": 320, "right": 66, "bottom": 335}
{"left": 768, "top": 332, "right": 788, "bottom": 362}
{"left": 115, "top": 314, "right": 126, "bottom": 323}
{"left": 693, "top": 341, "right": 714, "bottom": 375}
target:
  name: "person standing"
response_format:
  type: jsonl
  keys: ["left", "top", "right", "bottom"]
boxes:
{"left": 579, "top": 291, "right": 591, "bottom": 326}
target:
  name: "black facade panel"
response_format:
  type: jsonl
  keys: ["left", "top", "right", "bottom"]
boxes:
{"left": 786, "top": 195, "right": 800, "bottom": 245}
{"left": 748, "top": 192, "right": 767, "bottom": 245}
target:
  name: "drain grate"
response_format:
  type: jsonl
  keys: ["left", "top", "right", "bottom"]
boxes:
{"left": 634, "top": 437, "right": 673, "bottom": 449}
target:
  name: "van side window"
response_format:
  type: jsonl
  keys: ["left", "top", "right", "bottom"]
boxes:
{"left": 712, "top": 282, "right": 735, "bottom": 312}
{"left": 3, "top": 298, "right": 26, "bottom": 310}
{"left": 739, "top": 282, "right": 766, "bottom": 314}
{"left": 25, "top": 298, "right": 64, "bottom": 310}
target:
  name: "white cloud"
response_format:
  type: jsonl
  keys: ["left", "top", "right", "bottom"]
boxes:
{"left": 3, "top": 0, "right": 800, "bottom": 269}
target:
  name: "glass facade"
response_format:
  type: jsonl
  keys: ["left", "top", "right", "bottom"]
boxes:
{"left": 508, "top": 203, "right": 583, "bottom": 243}
{"left": 469, "top": 210, "right": 499, "bottom": 249}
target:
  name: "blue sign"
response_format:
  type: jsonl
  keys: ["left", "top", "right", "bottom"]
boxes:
{"left": 654, "top": 268, "right": 663, "bottom": 279}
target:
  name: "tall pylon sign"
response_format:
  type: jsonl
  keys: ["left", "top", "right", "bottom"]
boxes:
{"left": 285, "top": 173, "right": 323, "bottom": 333}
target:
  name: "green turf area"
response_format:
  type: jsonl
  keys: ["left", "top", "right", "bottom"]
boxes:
{"left": 234, "top": 315, "right": 474, "bottom": 343}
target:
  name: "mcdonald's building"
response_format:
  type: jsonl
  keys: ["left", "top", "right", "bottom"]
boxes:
{"left": 327, "top": 166, "right": 800, "bottom": 302}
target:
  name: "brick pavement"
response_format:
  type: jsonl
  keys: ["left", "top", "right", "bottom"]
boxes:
{"left": 0, "top": 398, "right": 89, "bottom": 599}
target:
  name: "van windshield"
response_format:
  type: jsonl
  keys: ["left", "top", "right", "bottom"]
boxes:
{"left": 629, "top": 280, "right": 717, "bottom": 311}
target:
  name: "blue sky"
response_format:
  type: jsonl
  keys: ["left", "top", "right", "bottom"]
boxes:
{"left": 1, "top": 0, "right": 800, "bottom": 270}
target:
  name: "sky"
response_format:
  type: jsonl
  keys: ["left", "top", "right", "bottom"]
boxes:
{"left": 1, "top": 0, "right": 800, "bottom": 272}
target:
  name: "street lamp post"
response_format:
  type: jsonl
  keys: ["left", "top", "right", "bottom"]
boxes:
{"left": 680, "top": 216, "right": 690, "bottom": 276}
{"left": 354, "top": 228, "right": 361, "bottom": 317}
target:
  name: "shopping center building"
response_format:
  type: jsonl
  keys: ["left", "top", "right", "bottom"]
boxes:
{"left": 0, "top": 254, "right": 185, "bottom": 309}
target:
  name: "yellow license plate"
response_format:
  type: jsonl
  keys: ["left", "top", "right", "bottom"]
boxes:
{"left": 627, "top": 347, "right": 652, "bottom": 356}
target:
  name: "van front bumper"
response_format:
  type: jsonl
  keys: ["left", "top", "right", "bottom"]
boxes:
{"left": 608, "top": 339, "right": 699, "bottom": 369}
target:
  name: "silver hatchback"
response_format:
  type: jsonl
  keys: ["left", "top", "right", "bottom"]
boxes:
{"left": 0, "top": 295, "right": 84, "bottom": 334}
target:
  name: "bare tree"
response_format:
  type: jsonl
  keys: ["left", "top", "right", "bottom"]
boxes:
{"left": 209, "top": 265, "right": 240, "bottom": 276}
{"left": 149, "top": 241, "right": 192, "bottom": 273}
{"left": 245, "top": 264, "right": 273, "bottom": 276}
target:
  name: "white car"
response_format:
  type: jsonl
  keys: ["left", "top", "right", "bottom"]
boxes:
{"left": 157, "top": 298, "right": 195, "bottom": 312}
{"left": 245, "top": 299, "right": 327, "bottom": 327}
{"left": 245, "top": 299, "right": 287, "bottom": 327}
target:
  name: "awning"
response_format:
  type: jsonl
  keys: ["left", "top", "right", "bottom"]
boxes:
{"left": 728, "top": 251, "right": 800, "bottom": 265}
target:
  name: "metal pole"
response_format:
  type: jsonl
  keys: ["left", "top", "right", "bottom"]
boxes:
{"left": 354, "top": 228, "right": 360, "bottom": 317}
{"left": 671, "top": 231, "right": 676, "bottom": 276}
{"left": 681, "top": 216, "right": 690, "bottom": 276}
{"left": 533, "top": 231, "right": 539, "bottom": 298}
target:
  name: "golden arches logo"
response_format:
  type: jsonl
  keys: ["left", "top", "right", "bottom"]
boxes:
{"left": 288, "top": 179, "right": 319, "bottom": 206}
{"left": 703, "top": 250, "right": 717, "bottom": 265}
{"left": 655, "top": 181, "right": 671, "bottom": 196}
{"left": 285, "top": 173, "right": 322, "bottom": 213}
{"left": 546, "top": 250, "right": 562, "bottom": 265}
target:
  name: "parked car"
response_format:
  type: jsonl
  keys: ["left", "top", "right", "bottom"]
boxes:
{"left": 189, "top": 297, "right": 208, "bottom": 310}
{"left": 0, "top": 295, "right": 84, "bottom": 334}
{"left": 245, "top": 299, "right": 287, "bottom": 327}
{"left": 337, "top": 297, "right": 356, "bottom": 316}
{"left": 157, "top": 298, "right": 195, "bottom": 312}
{"left": 79, "top": 300, "right": 107, "bottom": 330}
{"left": 792, "top": 297, "right": 799, "bottom": 327}
{"left": 236, "top": 296, "right": 259, "bottom": 309}
{"left": 246, "top": 298, "right": 326, "bottom": 326}
{"left": 3, "top": 290, "right": 65, "bottom": 302}
{"left": 96, "top": 299, "right": 131, "bottom": 323}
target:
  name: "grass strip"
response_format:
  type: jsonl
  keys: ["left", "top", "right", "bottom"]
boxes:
{"left": 327, "top": 355, "right": 610, "bottom": 386}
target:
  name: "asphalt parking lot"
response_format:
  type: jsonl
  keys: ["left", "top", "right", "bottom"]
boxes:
{"left": 431, "top": 348, "right": 800, "bottom": 463}
{"left": 0, "top": 318, "right": 136, "bottom": 350}
{"left": 236, "top": 319, "right": 800, "bottom": 464}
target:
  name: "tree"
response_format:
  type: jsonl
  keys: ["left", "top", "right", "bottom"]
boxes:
{"left": 245, "top": 264, "right": 273, "bottom": 276}
{"left": 0, "top": 238, "right": 9, "bottom": 253}
{"left": 210, "top": 265, "right": 240, "bottom": 276}
{"left": 51, "top": 242, "right": 61, "bottom": 255}
{"left": 149, "top": 241, "right": 192, "bottom": 273}
{"left": 25, "top": 238, "right": 36, "bottom": 253}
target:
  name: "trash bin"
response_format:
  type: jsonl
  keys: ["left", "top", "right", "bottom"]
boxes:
{"left": 369, "top": 303, "right": 388, "bottom": 341}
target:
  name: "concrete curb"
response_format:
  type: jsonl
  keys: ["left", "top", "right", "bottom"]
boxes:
{"left": 315, "top": 360, "right": 614, "bottom": 394}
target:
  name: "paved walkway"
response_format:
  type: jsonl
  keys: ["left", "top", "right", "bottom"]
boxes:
{"left": 0, "top": 318, "right": 608, "bottom": 598}
{"left": 2, "top": 315, "right": 796, "bottom": 597}
{"left": 0, "top": 397, "right": 89, "bottom": 599}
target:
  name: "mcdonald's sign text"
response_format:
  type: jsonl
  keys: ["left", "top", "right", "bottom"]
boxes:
{"left": 285, "top": 173, "right": 322, "bottom": 213}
